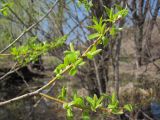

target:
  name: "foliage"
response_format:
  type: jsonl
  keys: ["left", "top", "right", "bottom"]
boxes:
{"left": 56, "top": 89, "right": 133, "bottom": 119}
{"left": 54, "top": 42, "right": 85, "bottom": 77}
{"left": 11, "top": 35, "right": 67, "bottom": 66}
{"left": 0, "top": 1, "right": 13, "bottom": 16}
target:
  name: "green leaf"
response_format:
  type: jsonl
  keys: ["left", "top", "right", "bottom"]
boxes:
{"left": 88, "top": 1, "right": 93, "bottom": 6}
{"left": 108, "top": 104, "right": 117, "bottom": 109}
{"left": 67, "top": 108, "right": 73, "bottom": 118}
{"left": 124, "top": 104, "right": 133, "bottom": 112}
{"left": 108, "top": 92, "right": 119, "bottom": 110}
{"left": 110, "top": 25, "right": 116, "bottom": 36}
{"left": 102, "top": 37, "right": 109, "bottom": 46}
{"left": 86, "top": 96, "right": 94, "bottom": 105}
{"left": 74, "top": 58, "right": 85, "bottom": 67}
{"left": 75, "top": 97, "right": 84, "bottom": 106}
{"left": 72, "top": 92, "right": 84, "bottom": 106}
{"left": 86, "top": 95, "right": 99, "bottom": 112}
{"left": 112, "top": 109, "right": 123, "bottom": 115}
{"left": 82, "top": 110, "right": 90, "bottom": 120}
{"left": 64, "top": 51, "right": 80, "bottom": 65}
{"left": 58, "top": 86, "right": 67, "bottom": 100}
{"left": 90, "top": 45, "right": 97, "bottom": 52}
{"left": 79, "top": 61, "right": 86, "bottom": 66}
{"left": 56, "top": 74, "right": 63, "bottom": 79}
{"left": 101, "top": 23, "right": 106, "bottom": 34}
{"left": 70, "top": 43, "right": 75, "bottom": 52}
{"left": 88, "top": 17, "right": 106, "bottom": 34}
{"left": 55, "top": 35, "right": 68, "bottom": 46}
{"left": 0, "top": 2, "right": 14, "bottom": 17}
{"left": 63, "top": 103, "right": 69, "bottom": 109}
{"left": 93, "top": 94, "right": 98, "bottom": 102}
{"left": 86, "top": 52, "right": 93, "bottom": 60}
{"left": 64, "top": 51, "right": 72, "bottom": 55}
{"left": 72, "top": 97, "right": 84, "bottom": 107}
{"left": 68, "top": 101, "right": 75, "bottom": 107}
{"left": 97, "top": 96, "right": 104, "bottom": 106}
{"left": 54, "top": 64, "right": 66, "bottom": 74}
{"left": 0, "top": 8, "right": 8, "bottom": 16}
{"left": 74, "top": 58, "right": 83, "bottom": 67}
{"left": 69, "top": 67, "right": 77, "bottom": 76}
{"left": 91, "top": 49, "right": 102, "bottom": 56}
{"left": 118, "top": 9, "right": 128, "bottom": 18}
{"left": 88, "top": 33, "right": 100, "bottom": 40}
{"left": 109, "top": 8, "right": 114, "bottom": 20}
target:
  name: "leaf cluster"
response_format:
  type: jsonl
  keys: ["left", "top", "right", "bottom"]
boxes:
{"left": 54, "top": 43, "right": 85, "bottom": 78}
{"left": 57, "top": 88, "right": 132, "bottom": 119}
{"left": 11, "top": 35, "right": 67, "bottom": 66}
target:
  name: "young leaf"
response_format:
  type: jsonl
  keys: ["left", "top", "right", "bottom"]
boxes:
{"left": 111, "top": 109, "right": 123, "bottom": 115}
{"left": 88, "top": 33, "right": 100, "bottom": 40}
{"left": 67, "top": 108, "right": 73, "bottom": 119}
{"left": 102, "top": 37, "right": 109, "bottom": 46}
{"left": 110, "top": 25, "right": 116, "bottom": 36}
{"left": 54, "top": 64, "right": 66, "bottom": 74}
{"left": 86, "top": 96, "right": 94, "bottom": 106}
{"left": 64, "top": 51, "right": 80, "bottom": 65}
{"left": 124, "top": 104, "right": 133, "bottom": 112}
{"left": 72, "top": 93, "right": 84, "bottom": 107}
{"left": 58, "top": 86, "right": 67, "bottom": 100}
{"left": 64, "top": 51, "right": 72, "bottom": 55}
{"left": 86, "top": 52, "right": 93, "bottom": 60}
{"left": 74, "top": 58, "right": 83, "bottom": 67}
{"left": 109, "top": 8, "right": 114, "bottom": 20}
{"left": 69, "top": 67, "right": 77, "bottom": 76}
{"left": 96, "top": 96, "right": 104, "bottom": 106}
{"left": 79, "top": 61, "right": 86, "bottom": 66}
{"left": 91, "top": 49, "right": 102, "bottom": 56}
{"left": 63, "top": 103, "right": 69, "bottom": 109}
{"left": 82, "top": 110, "right": 90, "bottom": 120}
{"left": 70, "top": 43, "right": 75, "bottom": 52}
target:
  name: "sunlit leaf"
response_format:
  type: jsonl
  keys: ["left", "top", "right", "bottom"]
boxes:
{"left": 124, "top": 104, "right": 133, "bottom": 112}
{"left": 88, "top": 33, "right": 100, "bottom": 40}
